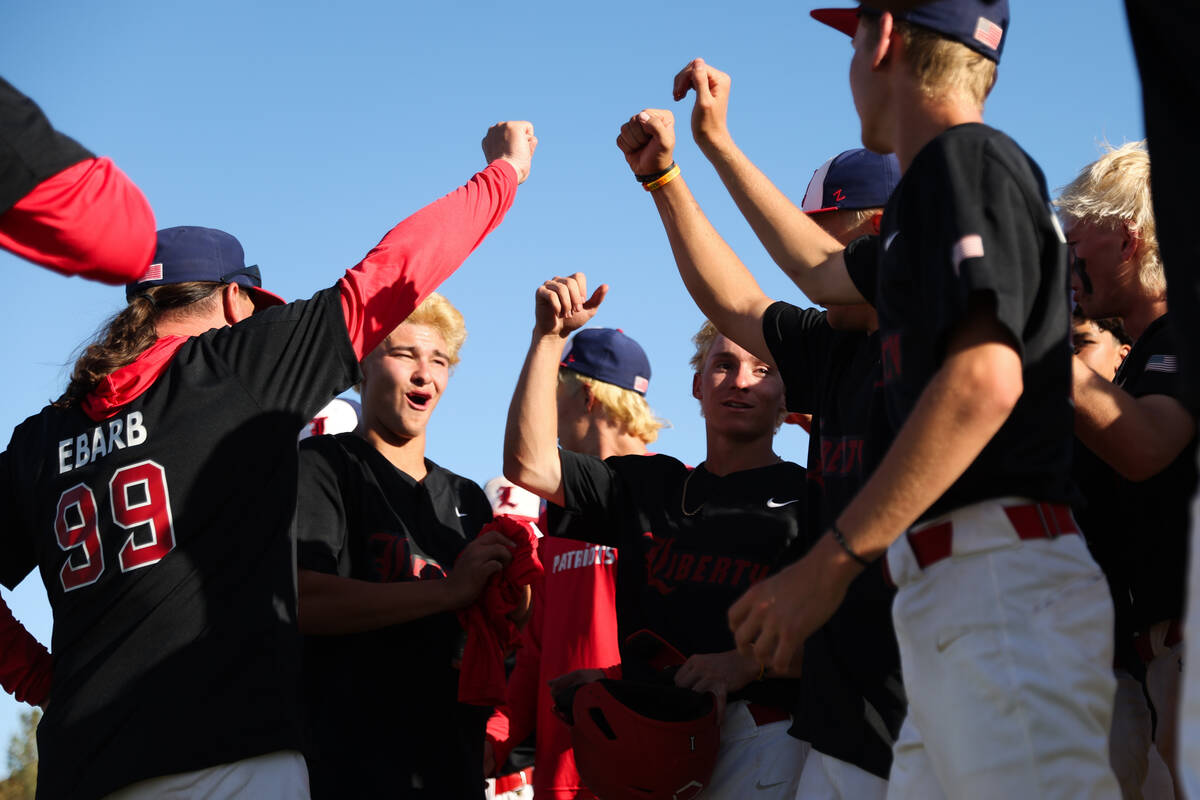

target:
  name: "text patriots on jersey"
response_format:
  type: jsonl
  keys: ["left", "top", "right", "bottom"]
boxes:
{"left": 551, "top": 545, "right": 616, "bottom": 574}
{"left": 57, "top": 411, "right": 148, "bottom": 474}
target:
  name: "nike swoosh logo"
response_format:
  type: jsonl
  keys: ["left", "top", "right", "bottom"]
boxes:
{"left": 454, "top": 507, "right": 468, "bottom": 518}
{"left": 884, "top": 231, "right": 899, "bottom": 250}
{"left": 766, "top": 498, "right": 800, "bottom": 508}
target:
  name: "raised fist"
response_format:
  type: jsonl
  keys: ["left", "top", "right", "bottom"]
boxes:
{"left": 534, "top": 272, "right": 607, "bottom": 339}
{"left": 482, "top": 121, "right": 537, "bottom": 184}
{"left": 672, "top": 58, "right": 734, "bottom": 157}
{"left": 616, "top": 110, "right": 675, "bottom": 177}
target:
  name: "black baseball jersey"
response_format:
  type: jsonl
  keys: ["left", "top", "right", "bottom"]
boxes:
{"left": 844, "top": 123, "right": 1074, "bottom": 519}
{"left": 0, "top": 288, "right": 359, "bottom": 800}
{"left": 761, "top": 302, "right": 903, "bottom": 777}
{"left": 1112, "top": 314, "right": 1198, "bottom": 628}
{"left": 0, "top": 77, "right": 91, "bottom": 215}
{"left": 557, "top": 450, "right": 810, "bottom": 711}
{"left": 296, "top": 432, "right": 493, "bottom": 799}
{"left": 1072, "top": 440, "right": 1142, "bottom": 674}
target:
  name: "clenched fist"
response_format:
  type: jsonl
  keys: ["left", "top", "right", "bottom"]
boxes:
{"left": 482, "top": 121, "right": 538, "bottom": 184}
{"left": 616, "top": 110, "right": 675, "bottom": 177}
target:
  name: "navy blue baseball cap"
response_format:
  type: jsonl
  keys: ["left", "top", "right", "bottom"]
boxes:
{"left": 812, "top": 0, "right": 1009, "bottom": 63}
{"left": 801, "top": 148, "right": 900, "bottom": 213}
{"left": 561, "top": 328, "right": 652, "bottom": 396}
{"left": 126, "top": 226, "right": 286, "bottom": 307}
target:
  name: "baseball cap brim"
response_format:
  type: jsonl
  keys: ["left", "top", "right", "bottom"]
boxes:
{"left": 811, "top": 8, "right": 860, "bottom": 37}
{"left": 245, "top": 285, "right": 286, "bottom": 308}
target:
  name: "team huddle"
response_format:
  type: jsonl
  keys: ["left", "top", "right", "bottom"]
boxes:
{"left": 1, "top": 0, "right": 1199, "bottom": 799}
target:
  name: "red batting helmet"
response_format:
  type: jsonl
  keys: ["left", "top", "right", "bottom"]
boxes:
{"left": 556, "top": 631, "right": 720, "bottom": 800}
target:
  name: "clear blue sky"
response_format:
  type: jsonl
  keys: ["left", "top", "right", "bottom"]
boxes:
{"left": 0, "top": 0, "right": 1142, "bottom": 748}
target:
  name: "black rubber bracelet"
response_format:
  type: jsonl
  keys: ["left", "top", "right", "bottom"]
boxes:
{"left": 635, "top": 162, "right": 676, "bottom": 184}
{"left": 831, "top": 522, "right": 872, "bottom": 568}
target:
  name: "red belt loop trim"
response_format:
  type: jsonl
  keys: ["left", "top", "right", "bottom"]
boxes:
{"left": 494, "top": 767, "right": 533, "bottom": 794}
{"left": 897, "top": 502, "right": 1079, "bottom": 574}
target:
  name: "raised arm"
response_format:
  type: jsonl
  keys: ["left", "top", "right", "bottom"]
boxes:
{"left": 503, "top": 273, "right": 607, "bottom": 506}
{"left": 671, "top": 59, "right": 865, "bottom": 306}
{"left": 339, "top": 121, "right": 537, "bottom": 360}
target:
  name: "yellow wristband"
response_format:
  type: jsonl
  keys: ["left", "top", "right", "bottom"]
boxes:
{"left": 643, "top": 164, "right": 680, "bottom": 192}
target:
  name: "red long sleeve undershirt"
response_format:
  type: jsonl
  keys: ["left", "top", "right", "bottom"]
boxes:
{"left": 338, "top": 159, "right": 517, "bottom": 359}
{"left": 0, "top": 157, "right": 156, "bottom": 284}
{"left": 0, "top": 596, "right": 50, "bottom": 707}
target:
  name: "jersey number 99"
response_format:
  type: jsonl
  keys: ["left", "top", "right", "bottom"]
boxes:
{"left": 54, "top": 460, "right": 176, "bottom": 592}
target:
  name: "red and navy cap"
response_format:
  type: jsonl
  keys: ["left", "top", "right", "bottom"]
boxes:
{"left": 561, "top": 327, "right": 652, "bottom": 396}
{"left": 812, "top": 0, "right": 1009, "bottom": 63}
{"left": 126, "top": 226, "right": 286, "bottom": 308}
{"left": 801, "top": 148, "right": 900, "bottom": 214}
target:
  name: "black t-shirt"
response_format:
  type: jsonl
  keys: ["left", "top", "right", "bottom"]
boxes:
{"left": 0, "top": 288, "right": 359, "bottom": 800}
{"left": 557, "top": 450, "right": 809, "bottom": 711}
{"left": 0, "top": 77, "right": 92, "bottom": 215}
{"left": 296, "top": 432, "right": 493, "bottom": 799}
{"left": 762, "top": 302, "right": 903, "bottom": 777}
{"left": 1111, "top": 314, "right": 1199, "bottom": 628}
{"left": 844, "top": 123, "right": 1074, "bottom": 519}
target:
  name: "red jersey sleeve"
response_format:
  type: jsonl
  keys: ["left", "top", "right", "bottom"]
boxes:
{"left": 338, "top": 159, "right": 518, "bottom": 359}
{"left": 0, "top": 595, "right": 51, "bottom": 707}
{"left": 0, "top": 157, "right": 156, "bottom": 284}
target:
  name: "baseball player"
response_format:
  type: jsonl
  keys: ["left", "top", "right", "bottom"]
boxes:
{"left": 0, "top": 121, "right": 535, "bottom": 800}
{"left": 1062, "top": 141, "right": 1195, "bottom": 799}
{"left": 487, "top": 327, "right": 662, "bottom": 800}
{"left": 504, "top": 272, "right": 810, "bottom": 799}
{"left": 618, "top": 50, "right": 904, "bottom": 792}
{"left": 296, "top": 291, "right": 523, "bottom": 799}
{"left": 0, "top": 77, "right": 155, "bottom": 282}
{"left": 635, "top": 2, "right": 1115, "bottom": 796}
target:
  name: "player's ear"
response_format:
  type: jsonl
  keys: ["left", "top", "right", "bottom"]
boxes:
{"left": 222, "top": 283, "right": 254, "bottom": 325}
{"left": 1119, "top": 219, "right": 1140, "bottom": 263}
{"left": 871, "top": 212, "right": 882, "bottom": 235}
{"left": 875, "top": 11, "right": 897, "bottom": 69}
{"left": 691, "top": 372, "right": 703, "bottom": 402}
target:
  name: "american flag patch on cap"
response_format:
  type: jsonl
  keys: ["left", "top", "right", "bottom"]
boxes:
{"left": 1145, "top": 354, "right": 1178, "bottom": 374}
{"left": 142, "top": 262, "right": 164, "bottom": 282}
{"left": 974, "top": 17, "right": 1003, "bottom": 51}
{"left": 634, "top": 375, "right": 649, "bottom": 393}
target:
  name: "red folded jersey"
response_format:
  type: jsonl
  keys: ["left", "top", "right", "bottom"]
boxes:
{"left": 457, "top": 515, "right": 543, "bottom": 706}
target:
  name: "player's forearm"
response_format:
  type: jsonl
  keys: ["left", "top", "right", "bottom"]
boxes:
{"left": 297, "top": 569, "right": 459, "bottom": 635}
{"left": 1073, "top": 357, "right": 1196, "bottom": 481}
{"left": 836, "top": 321, "right": 1024, "bottom": 561}
{"left": 649, "top": 176, "right": 774, "bottom": 360}
{"left": 0, "top": 595, "right": 51, "bottom": 707}
{"left": 338, "top": 160, "right": 518, "bottom": 359}
{"left": 703, "top": 140, "right": 863, "bottom": 305}
{"left": 503, "top": 333, "right": 566, "bottom": 505}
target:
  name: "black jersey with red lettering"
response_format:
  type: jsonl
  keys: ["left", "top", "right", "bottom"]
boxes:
{"left": 761, "top": 301, "right": 902, "bottom": 776}
{"left": 557, "top": 450, "right": 809, "bottom": 711}
{"left": 0, "top": 77, "right": 90, "bottom": 213}
{"left": 0, "top": 288, "right": 359, "bottom": 800}
{"left": 844, "top": 123, "right": 1073, "bottom": 520}
{"left": 296, "top": 432, "right": 493, "bottom": 799}
{"left": 1112, "top": 313, "right": 1198, "bottom": 629}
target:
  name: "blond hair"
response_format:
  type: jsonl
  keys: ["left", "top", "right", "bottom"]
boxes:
{"left": 1057, "top": 141, "right": 1162, "bottom": 296}
{"left": 860, "top": 15, "right": 997, "bottom": 111}
{"left": 689, "top": 320, "right": 719, "bottom": 373}
{"left": 558, "top": 369, "right": 666, "bottom": 444}
{"left": 403, "top": 292, "right": 467, "bottom": 365}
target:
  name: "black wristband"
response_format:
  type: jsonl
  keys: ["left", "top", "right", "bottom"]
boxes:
{"left": 830, "top": 522, "right": 872, "bottom": 568}
{"left": 635, "top": 162, "right": 676, "bottom": 184}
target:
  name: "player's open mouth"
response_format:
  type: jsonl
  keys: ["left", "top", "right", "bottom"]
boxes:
{"left": 722, "top": 401, "right": 754, "bottom": 410}
{"left": 406, "top": 391, "right": 432, "bottom": 409}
